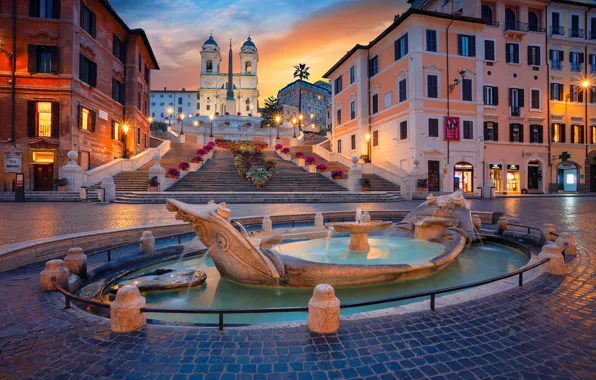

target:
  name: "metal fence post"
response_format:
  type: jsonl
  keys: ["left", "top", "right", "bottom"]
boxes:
{"left": 519, "top": 272, "right": 523, "bottom": 286}
{"left": 218, "top": 313, "right": 224, "bottom": 331}
{"left": 430, "top": 294, "right": 436, "bottom": 311}
{"left": 107, "top": 249, "right": 111, "bottom": 262}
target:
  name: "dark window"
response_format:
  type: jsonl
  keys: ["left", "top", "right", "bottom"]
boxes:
{"left": 570, "top": 85, "right": 584, "bottom": 102}
{"left": 372, "top": 94, "right": 379, "bottom": 114}
{"left": 571, "top": 15, "right": 581, "bottom": 38}
{"left": 138, "top": 92, "right": 141, "bottom": 110}
{"left": 550, "top": 49, "right": 563, "bottom": 69}
{"left": 463, "top": 121, "right": 473, "bottom": 139}
{"left": 528, "top": 12, "right": 539, "bottom": 32}
{"left": 551, "top": 83, "right": 563, "bottom": 101}
{"left": 137, "top": 128, "right": 141, "bottom": 145}
{"left": 427, "top": 75, "right": 438, "bottom": 98}
{"left": 351, "top": 134, "right": 356, "bottom": 150}
{"left": 112, "top": 78, "right": 124, "bottom": 103}
{"left": 429, "top": 118, "right": 439, "bottom": 137}
{"left": 426, "top": 30, "right": 437, "bottom": 52}
{"left": 372, "top": 130, "right": 379, "bottom": 147}
{"left": 399, "top": 120, "right": 408, "bottom": 140}
{"left": 527, "top": 46, "right": 541, "bottom": 66}
{"left": 462, "top": 79, "right": 473, "bottom": 101}
{"left": 337, "top": 139, "right": 342, "bottom": 153}
{"left": 395, "top": 34, "right": 408, "bottom": 60}
{"left": 144, "top": 64, "right": 150, "bottom": 85}
{"left": 138, "top": 53, "right": 142, "bottom": 72}
{"left": 481, "top": 5, "right": 493, "bottom": 24}
{"left": 510, "top": 123, "right": 523, "bottom": 142}
{"left": 79, "top": 53, "right": 97, "bottom": 87}
{"left": 484, "top": 121, "right": 499, "bottom": 141}
{"left": 29, "top": 0, "right": 60, "bottom": 19}
{"left": 350, "top": 101, "right": 356, "bottom": 119}
{"left": 458, "top": 34, "right": 476, "bottom": 57}
{"left": 27, "top": 101, "right": 60, "bottom": 138}
{"left": 506, "top": 43, "right": 520, "bottom": 64}
{"left": 178, "top": 97, "right": 183, "bottom": 105}
{"left": 505, "top": 8, "right": 516, "bottom": 30}
{"left": 113, "top": 35, "right": 126, "bottom": 62}
{"left": 530, "top": 124, "right": 543, "bottom": 143}
{"left": 399, "top": 79, "right": 407, "bottom": 102}
{"left": 531, "top": 89, "right": 540, "bottom": 109}
{"left": 337, "top": 109, "right": 342, "bottom": 125}
{"left": 349, "top": 66, "right": 355, "bottom": 84}
{"left": 334, "top": 76, "right": 343, "bottom": 94}
{"left": 369, "top": 55, "right": 379, "bottom": 77}
{"left": 570, "top": 52, "right": 584, "bottom": 72}
{"left": 484, "top": 40, "right": 495, "bottom": 61}
{"left": 483, "top": 86, "right": 498, "bottom": 105}
{"left": 28, "top": 45, "right": 59, "bottom": 74}
{"left": 80, "top": 2, "right": 96, "bottom": 37}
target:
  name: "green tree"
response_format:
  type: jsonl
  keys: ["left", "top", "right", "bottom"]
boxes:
{"left": 260, "top": 96, "right": 282, "bottom": 128}
{"left": 293, "top": 63, "right": 310, "bottom": 132}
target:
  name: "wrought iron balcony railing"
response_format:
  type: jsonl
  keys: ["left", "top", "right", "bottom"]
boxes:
{"left": 571, "top": 63, "right": 583, "bottom": 72}
{"left": 551, "top": 26, "right": 564, "bottom": 36}
{"left": 505, "top": 21, "right": 529, "bottom": 32}
{"left": 511, "top": 106, "right": 521, "bottom": 117}
{"left": 551, "top": 60, "right": 562, "bottom": 70}
{"left": 569, "top": 28, "right": 584, "bottom": 38}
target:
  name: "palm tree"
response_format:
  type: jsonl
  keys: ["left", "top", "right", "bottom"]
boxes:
{"left": 293, "top": 63, "right": 310, "bottom": 132}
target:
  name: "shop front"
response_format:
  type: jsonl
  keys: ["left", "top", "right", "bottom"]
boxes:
{"left": 453, "top": 162, "right": 474, "bottom": 193}
{"left": 487, "top": 163, "right": 521, "bottom": 194}
{"left": 30, "top": 150, "right": 56, "bottom": 191}
{"left": 557, "top": 162, "right": 579, "bottom": 193}
{"left": 506, "top": 164, "right": 520, "bottom": 193}
{"left": 489, "top": 164, "right": 503, "bottom": 193}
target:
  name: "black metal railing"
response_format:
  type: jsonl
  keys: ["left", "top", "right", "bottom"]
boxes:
{"left": 505, "top": 21, "right": 529, "bottom": 32}
{"left": 571, "top": 63, "right": 583, "bottom": 72}
{"left": 511, "top": 106, "right": 521, "bottom": 117}
{"left": 86, "top": 232, "right": 192, "bottom": 262}
{"left": 591, "top": 64, "right": 596, "bottom": 73}
{"left": 484, "top": 19, "right": 500, "bottom": 27}
{"left": 551, "top": 60, "right": 563, "bottom": 70}
{"left": 528, "top": 24, "right": 546, "bottom": 33}
{"left": 569, "top": 28, "right": 584, "bottom": 38}
{"left": 551, "top": 26, "right": 564, "bottom": 36}
{"left": 507, "top": 222, "right": 542, "bottom": 235}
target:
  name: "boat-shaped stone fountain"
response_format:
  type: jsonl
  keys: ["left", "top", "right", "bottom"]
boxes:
{"left": 165, "top": 191, "right": 477, "bottom": 288}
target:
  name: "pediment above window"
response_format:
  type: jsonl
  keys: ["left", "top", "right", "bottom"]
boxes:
{"left": 29, "top": 30, "right": 60, "bottom": 45}
{"left": 80, "top": 43, "right": 96, "bottom": 60}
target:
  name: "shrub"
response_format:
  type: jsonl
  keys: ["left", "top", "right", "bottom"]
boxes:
{"left": 316, "top": 163, "right": 328, "bottom": 171}
{"left": 206, "top": 141, "right": 216, "bottom": 147}
{"left": 191, "top": 156, "right": 203, "bottom": 163}
{"left": 53, "top": 178, "right": 68, "bottom": 187}
{"left": 237, "top": 112, "right": 241, "bottom": 116}
{"left": 305, "top": 155, "right": 317, "bottom": 165}
{"left": 295, "top": 152, "right": 304, "bottom": 159}
{"left": 147, "top": 176, "right": 159, "bottom": 187}
{"left": 178, "top": 162, "right": 190, "bottom": 171}
{"left": 167, "top": 168, "right": 180, "bottom": 178}
{"left": 274, "top": 143, "right": 283, "bottom": 150}
{"left": 196, "top": 148, "right": 207, "bottom": 156}
{"left": 416, "top": 178, "right": 428, "bottom": 189}
{"left": 359, "top": 177, "right": 372, "bottom": 189}
{"left": 282, "top": 147, "right": 290, "bottom": 154}
{"left": 331, "top": 169, "right": 344, "bottom": 178}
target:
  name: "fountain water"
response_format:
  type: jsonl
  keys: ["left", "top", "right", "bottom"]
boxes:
{"left": 233, "top": 220, "right": 250, "bottom": 238}
{"left": 355, "top": 207, "right": 362, "bottom": 224}
{"left": 184, "top": 245, "right": 215, "bottom": 299}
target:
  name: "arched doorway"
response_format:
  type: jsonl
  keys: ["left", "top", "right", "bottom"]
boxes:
{"left": 481, "top": 5, "right": 493, "bottom": 23}
{"left": 505, "top": 8, "right": 516, "bottom": 30}
{"left": 557, "top": 162, "right": 579, "bottom": 192}
{"left": 454, "top": 162, "right": 474, "bottom": 192}
{"left": 586, "top": 151, "right": 596, "bottom": 192}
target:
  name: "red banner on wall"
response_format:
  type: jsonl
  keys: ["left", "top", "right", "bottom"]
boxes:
{"left": 444, "top": 116, "right": 460, "bottom": 141}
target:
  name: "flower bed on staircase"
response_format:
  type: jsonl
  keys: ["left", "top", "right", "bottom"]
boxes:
{"left": 216, "top": 140, "right": 276, "bottom": 189}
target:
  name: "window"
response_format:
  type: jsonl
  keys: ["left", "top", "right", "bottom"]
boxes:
{"left": 570, "top": 14, "right": 582, "bottom": 38}
{"left": 506, "top": 43, "right": 520, "bottom": 64}
{"left": 481, "top": 4, "right": 494, "bottom": 24}
{"left": 369, "top": 55, "right": 379, "bottom": 77}
{"left": 530, "top": 125, "right": 543, "bottom": 143}
{"left": 113, "top": 35, "right": 126, "bottom": 62}
{"left": 484, "top": 40, "right": 495, "bottom": 61}
{"left": 531, "top": 89, "right": 540, "bottom": 110}
{"left": 592, "top": 126, "right": 596, "bottom": 145}
{"left": 551, "top": 12, "right": 563, "bottom": 35}
{"left": 426, "top": 30, "right": 437, "bottom": 52}
{"left": 527, "top": 46, "right": 541, "bottom": 66}
{"left": 112, "top": 121, "right": 120, "bottom": 140}
{"left": 505, "top": 8, "right": 517, "bottom": 31}
{"left": 395, "top": 34, "right": 408, "bottom": 60}
{"left": 383, "top": 91, "right": 392, "bottom": 109}
{"left": 551, "top": 123, "right": 565, "bottom": 143}
{"left": 427, "top": 75, "right": 438, "bottom": 98}
{"left": 138, "top": 92, "right": 142, "bottom": 110}
{"left": 80, "top": 2, "right": 96, "bottom": 37}
{"left": 350, "top": 134, "right": 356, "bottom": 150}
{"left": 245, "top": 61, "right": 252, "bottom": 73}
{"left": 337, "top": 139, "right": 342, "bottom": 153}
{"left": 29, "top": 0, "right": 60, "bottom": 19}
{"left": 463, "top": 121, "right": 473, "bottom": 139}
{"left": 484, "top": 86, "right": 498, "bottom": 106}
{"left": 144, "top": 64, "right": 150, "bottom": 85}
{"left": 138, "top": 53, "right": 142, "bottom": 73}
{"left": 350, "top": 101, "right": 356, "bottom": 120}
{"left": 484, "top": 121, "right": 498, "bottom": 141}
{"left": 550, "top": 49, "right": 563, "bottom": 69}
{"left": 509, "top": 88, "right": 524, "bottom": 115}
{"left": 570, "top": 85, "right": 584, "bottom": 102}
{"left": 337, "top": 109, "right": 342, "bottom": 125}
{"left": 28, "top": 45, "right": 59, "bottom": 74}
{"left": 372, "top": 94, "right": 379, "bottom": 114}
{"left": 399, "top": 120, "right": 408, "bottom": 140}
{"left": 78, "top": 106, "right": 95, "bottom": 132}
{"left": 591, "top": 86, "right": 596, "bottom": 103}
{"left": 334, "top": 77, "right": 343, "bottom": 94}
{"left": 510, "top": 123, "right": 523, "bottom": 142}
{"left": 458, "top": 34, "right": 476, "bottom": 57}
{"left": 27, "top": 101, "right": 59, "bottom": 138}
{"left": 112, "top": 78, "right": 124, "bottom": 103}
{"left": 206, "top": 60, "right": 213, "bottom": 72}
{"left": 398, "top": 79, "right": 407, "bottom": 102}
{"left": 349, "top": 66, "right": 355, "bottom": 84}
{"left": 528, "top": 12, "right": 539, "bottom": 32}
{"left": 429, "top": 118, "right": 439, "bottom": 137}
{"left": 79, "top": 53, "right": 97, "bottom": 86}
{"left": 570, "top": 52, "right": 584, "bottom": 72}
{"left": 137, "top": 128, "right": 141, "bottom": 145}
{"left": 571, "top": 125, "right": 584, "bottom": 143}
{"left": 462, "top": 79, "right": 473, "bottom": 101}
{"left": 372, "top": 130, "right": 379, "bottom": 147}
{"left": 551, "top": 83, "right": 563, "bottom": 101}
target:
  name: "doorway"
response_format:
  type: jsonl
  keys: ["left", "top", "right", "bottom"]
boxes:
{"left": 527, "top": 160, "right": 542, "bottom": 193}
{"left": 34, "top": 164, "right": 54, "bottom": 191}
{"left": 557, "top": 162, "right": 578, "bottom": 192}
{"left": 590, "top": 163, "right": 596, "bottom": 192}
{"left": 454, "top": 162, "right": 474, "bottom": 192}
{"left": 427, "top": 160, "right": 440, "bottom": 192}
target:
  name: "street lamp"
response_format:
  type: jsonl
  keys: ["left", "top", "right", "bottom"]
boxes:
{"left": 179, "top": 113, "right": 185, "bottom": 135}
{"left": 122, "top": 124, "right": 129, "bottom": 159}
{"left": 299, "top": 114, "right": 303, "bottom": 133}
{"left": 365, "top": 133, "right": 371, "bottom": 163}
{"left": 292, "top": 117, "right": 297, "bottom": 138}
{"left": 583, "top": 79, "right": 591, "bottom": 146}
{"left": 275, "top": 115, "right": 281, "bottom": 140}
{"left": 209, "top": 114, "right": 215, "bottom": 137}
{"left": 167, "top": 107, "right": 174, "bottom": 131}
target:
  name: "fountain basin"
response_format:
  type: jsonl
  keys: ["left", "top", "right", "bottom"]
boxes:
{"left": 330, "top": 221, "right": 392, "bottom": 252}
{"left": 109, "top": 269, "right": 207, "bottom": 293}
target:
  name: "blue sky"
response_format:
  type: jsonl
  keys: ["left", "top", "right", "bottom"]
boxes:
{"left": 110, "top": 0, "right": 408, "bottom": 100}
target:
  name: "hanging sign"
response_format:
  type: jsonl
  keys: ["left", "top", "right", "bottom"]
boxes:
{"left": 444, "top": 116, "right": 460, "bottom": 141}
{"left": 3, "top": 147, "right": 22, "bottom": 173}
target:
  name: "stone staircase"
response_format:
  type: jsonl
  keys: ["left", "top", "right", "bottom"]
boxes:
{"left": 289, "top": 145, "right": 401, "bottom": 192}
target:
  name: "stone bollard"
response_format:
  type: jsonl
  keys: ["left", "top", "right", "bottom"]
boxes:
{"left": 110, "top": 285, "right": 146, "bottom": 333}
{"left": 63, "top": 247, "right": 87, "bottom": 277}
{"left": 496, "top": 217, "right": 508, "bottom": 234}
{"left": 556, "top": 232, "right": 577, "bottom": 255}
{"left": 540, "top": 243, "right": 566, "bottom": 275}
{"left": 40, "top": 259, "right": 70, "bottom": 291}
{"left": 262, "top": 216, "right": 273, "bottom": 234}
{"left": 361, "top": 212, "right": 371, "bottom": 223}
{"left": 542, "top": 224, "right": 557, "bottom": 242}
{"left": 314, "top": 213, "right": 324, "bottom": 230}
{"left": 472, "top": 215, "right": 482, "bottom": 230}
{"left": 308, "top": 284, "right": 340, "bottom": 334}
{"left": 139, "top": 231, "right": 155, "bottom": 255}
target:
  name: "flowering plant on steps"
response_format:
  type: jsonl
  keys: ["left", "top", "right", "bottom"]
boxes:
{"left": 167, "top": 168, "right": 180, "bottom": 178}
{"left": 331, "top": 169, "right": 344, "bottom": 179}
{"left": 178, "top": 162, "right": 190, "bottom": 171}
{"left": 316, "top": 163, "right": 328, "bottom": 172}
{"left": 282, "top": 147, "right": 290, "bottom": 154}
{"left": 274, "top": 143, "right": 283, "bottom": 151}
{"left": 305, "top": 155, "right": 317, "bottom": 165}
{"left": 191, "top": 156, "right": 203, "bottom": 163}
{"left": 196, "top": 148, "right": 207, "bottom": 156}
{"left": 295, "top": 152, "right": 304, "bottom": 159}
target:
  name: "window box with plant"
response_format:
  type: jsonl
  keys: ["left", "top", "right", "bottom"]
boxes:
{"left": 331, "top": 169, "right": 344, "bottom": 180}
{"left": 359, "top": 177, "right": 371, "bottom": 192}
{"left": 416, "top": 178, "right": 428, "bottom": 191}
{"left": 147, "top": 176, "right": 159, "bottom": 192}
{"left": 54, "top": 178, "right": 68, "bottom": 192}
{"left": 316, "top": 163, "right": 328, "bottom": 173}
{"left": 167, "top": 168, "right": 180, "bottom": 179}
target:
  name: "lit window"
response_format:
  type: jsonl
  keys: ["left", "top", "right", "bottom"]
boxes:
{"left": 81, "top": 108, "right": 90, "bottom": 130}
{"left": 37, "top": 102, "right": 52, "bottom": 137}
{"left": 113, "top": 122, "right": 120, "bottom": 140}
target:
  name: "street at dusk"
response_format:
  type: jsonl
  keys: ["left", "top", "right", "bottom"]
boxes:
{"left": 1, "top": 0, "right": 595, "bottom": 379}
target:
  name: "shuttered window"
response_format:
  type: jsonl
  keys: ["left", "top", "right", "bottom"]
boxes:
{"left": 484, "top": 40, "right": 495, "bottom": 61}
{"left": 458, "top": 34, "right": 476, "bottom": 57}
{"left": 80, "top": 2, "right": 96, "bottom": 38}
{"left": 27, "top": 101, "right": 60, "bottom": 138}
{"left": 29, "top": 0, "right": 60, "bottom": 19}
{"left": 79, "top": 53, "right": 97, "bottom": 86}
{"left": 28, "top": 45, "right": 59, "bottom": 74}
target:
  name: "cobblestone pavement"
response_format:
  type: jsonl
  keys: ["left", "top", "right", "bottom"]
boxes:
{"left": 0, "top": 198, "right": 595, "bottom": 379}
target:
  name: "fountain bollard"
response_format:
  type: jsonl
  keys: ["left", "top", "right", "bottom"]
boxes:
{"left": 140, "top": 231, "right": 156, "bottom": 255}
{"left": 262, "top": 216, "right": 273, "bottom": 233}
{"left": 496, "top": 217, "right": 508, "bottom": 234}
{"left": 540, "top": 243, "right": 566, "bottom": 275}
{"left": 40, "top": 259, "right": 70, "bottom": 291}
{"left": 308, "top": 284, "right": 340, "bottom": 334}
{"left": 63, "top": 247, "right": 87, "bottom": 277}
{"left": 110, "top": 285, "right": 147, "bottom": 333}
{"left": 314, "top": 213, "right": 324, "bottom": 230}
{"left": 361, "top": 212, "right": 371, "bottom": 223}
{"left": 472, "top": 215, "right": 481, "bottom": 230}
{"left": 555, "top": 232, "right": 577, "bottom": 255}
{"left": 542, "top": 224, "right": 557, "bottom": 242}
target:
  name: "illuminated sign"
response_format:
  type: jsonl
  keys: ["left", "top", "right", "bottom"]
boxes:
{"left": 32, "top": 152, "right": 54, "bottom": 164}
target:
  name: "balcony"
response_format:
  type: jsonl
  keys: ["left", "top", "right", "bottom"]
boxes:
{"left": 591, "top": 64, "right": 596, "bottom": 73}
{"left": 551, "top": 60, "right": 562, "bottom": 70}
{"left": 551, "top": 26, "right": 564, "bottom": 36}
{"left": 571, "top": 63, "right": 583, "bottom": 72}
{"left": 569, "top": 28, "right": 584, "bottom": 38}
{"left": 484, "top": 19, "right": 500, "bottom": 27}
{"left": 511, "top": 106, "right": 521, "bottom": 117}
{"left": 591, "top": 31, "right": 596, "bottom": 40}
{"left": 528, "top": 24, "right": 546, "bottom": 33}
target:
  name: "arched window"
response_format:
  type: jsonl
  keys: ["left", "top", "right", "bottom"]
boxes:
{"left": 481, "top": 5, "right": 493, "bottom": 24}
{"left": 505, "top": 8, "right": 516, "bottom": 30}
{"left": 245, "top": 61, "right": 252, "bottom": 73}
{"left": 206, "top": 60, "right": 213, "bottom": 72}
{"left": 528, "top": 12, "right": 539, "bottom": 32}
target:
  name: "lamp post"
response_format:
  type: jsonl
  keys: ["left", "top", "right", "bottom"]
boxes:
{"left": 275, "top": 115, "right": 281, "bottom": 141}
{"left": 179, "top": 113, "right": 185, "bottom": 135}
{"left": 365, "top": 133, "right": 371, "bottom": 163}
{"left": 122, "top": 124, "right": 129, "bottom": 159}
{"left": 298, "top": 114, "right": 303, "bottom": 135}
{"left": 167, "top": 107, "right": 174, "bottom": 131}
{"left": 209, "top": 114, "right": 215, "bottom": 138}
{"left": 292, "top": 117, "right": 297, "bottom": 138}
{"left": 583, "top": 79, "right": 591, "bottom": 154}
